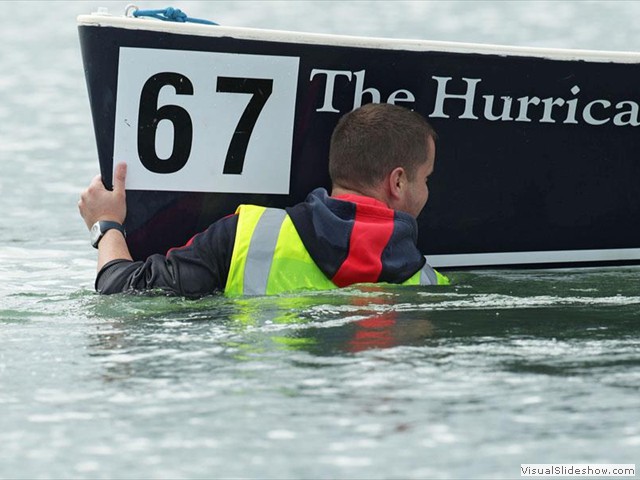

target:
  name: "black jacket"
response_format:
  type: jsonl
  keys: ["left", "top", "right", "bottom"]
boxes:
{"left": 96, "top": 188, "right": 427, "bottom": 296}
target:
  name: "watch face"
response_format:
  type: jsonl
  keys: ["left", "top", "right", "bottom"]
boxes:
{"left": 90, "top": 222, "right": 102, "bottom": 247}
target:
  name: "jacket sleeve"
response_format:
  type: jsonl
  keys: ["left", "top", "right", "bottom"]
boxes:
{"left": 95, "top": 215, "right": 238, "bottom": 297}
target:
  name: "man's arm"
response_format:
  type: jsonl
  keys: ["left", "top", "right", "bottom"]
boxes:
{"left": 78, "top": 162, "right": 236, "bottom": 296}
{"left": 93, "top": 215, "right": 237, "bottom": 296}
{"left": 78, "top": 162, "right": 131, "bottom": 271}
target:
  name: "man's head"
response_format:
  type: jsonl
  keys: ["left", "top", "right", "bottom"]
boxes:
{"left": 329, "top": 103, "right": 437, "bottom": 217}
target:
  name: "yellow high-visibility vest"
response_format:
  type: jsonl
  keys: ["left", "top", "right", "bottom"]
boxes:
{"left": 225, "top": 205, "right": 449, "bottom": 296}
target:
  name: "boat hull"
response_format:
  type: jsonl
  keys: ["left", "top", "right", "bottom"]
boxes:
{"left": 78, "top": 15, "right": 640, "bottom": 267}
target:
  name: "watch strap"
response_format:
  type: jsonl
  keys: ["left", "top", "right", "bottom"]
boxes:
{"left": 92, "top": 221, "right": 126, "bottom": 248}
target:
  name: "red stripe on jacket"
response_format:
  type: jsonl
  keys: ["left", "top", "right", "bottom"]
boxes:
{"left": 331, "top": 195, "right": 395, "bottom": 287}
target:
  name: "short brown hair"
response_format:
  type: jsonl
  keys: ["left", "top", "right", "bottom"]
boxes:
{"left": 329, "top": 103, "right": 437, "bottom": 190}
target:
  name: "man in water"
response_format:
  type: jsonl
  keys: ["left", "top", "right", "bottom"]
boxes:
{"left": 78, "top": 103, "right": 449, "bottom": 297}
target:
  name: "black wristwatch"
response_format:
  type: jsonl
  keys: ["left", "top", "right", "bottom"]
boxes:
{"left": 90, "top": 221, "right": 126, "bottom": 248}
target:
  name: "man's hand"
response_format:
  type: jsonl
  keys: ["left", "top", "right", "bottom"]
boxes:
{"left": 78, "top": 162, "right": 127, "bottom": 230}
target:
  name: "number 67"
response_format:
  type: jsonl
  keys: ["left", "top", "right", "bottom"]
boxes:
{"left": 137, "top": 72, "right": 273, "bottom": 175}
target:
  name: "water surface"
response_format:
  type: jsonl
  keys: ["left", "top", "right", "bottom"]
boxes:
{"left": 1, "top": 2, "right": 639, "bottom": 478}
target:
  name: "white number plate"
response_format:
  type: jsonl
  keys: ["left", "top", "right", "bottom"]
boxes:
{"left": 113, "top": 47, "right": 300, "bottom": 194}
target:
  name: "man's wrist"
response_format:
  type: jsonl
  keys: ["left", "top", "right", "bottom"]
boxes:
{"left": 91, "top": 221, "right": 126, "bottom": 248}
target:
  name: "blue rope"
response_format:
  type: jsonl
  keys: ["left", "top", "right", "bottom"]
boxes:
{"left": 132, "top": 7, "right": 218, "bottom": 25}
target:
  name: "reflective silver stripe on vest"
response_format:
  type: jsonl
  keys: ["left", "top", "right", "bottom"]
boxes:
{"left": 419, "top": 263, "right": 438, "bottom": 285}
{"left": 243, "top": 208, "right": 287, "bottom": 295}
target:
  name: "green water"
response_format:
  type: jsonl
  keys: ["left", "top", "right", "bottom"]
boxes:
{"left": 2, "top": 270, "right": 639, "bottom": 478}
{"left": 1, "top": 1, "right": 639, "bottom": 478}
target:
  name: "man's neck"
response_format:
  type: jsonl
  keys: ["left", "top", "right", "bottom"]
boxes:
{"left": 331, "top": 185, "right": 390, "bottom": 208}
{"left": 331, "top": 185, "right": 365, "bottom": 197}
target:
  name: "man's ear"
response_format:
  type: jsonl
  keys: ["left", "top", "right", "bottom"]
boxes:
{"left": 388, "top": 167, "right": 406, "bottom": 200}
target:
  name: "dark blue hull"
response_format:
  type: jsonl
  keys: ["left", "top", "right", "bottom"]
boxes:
{"left": 78, "top": 15, "right": 640, "bottom": 267}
